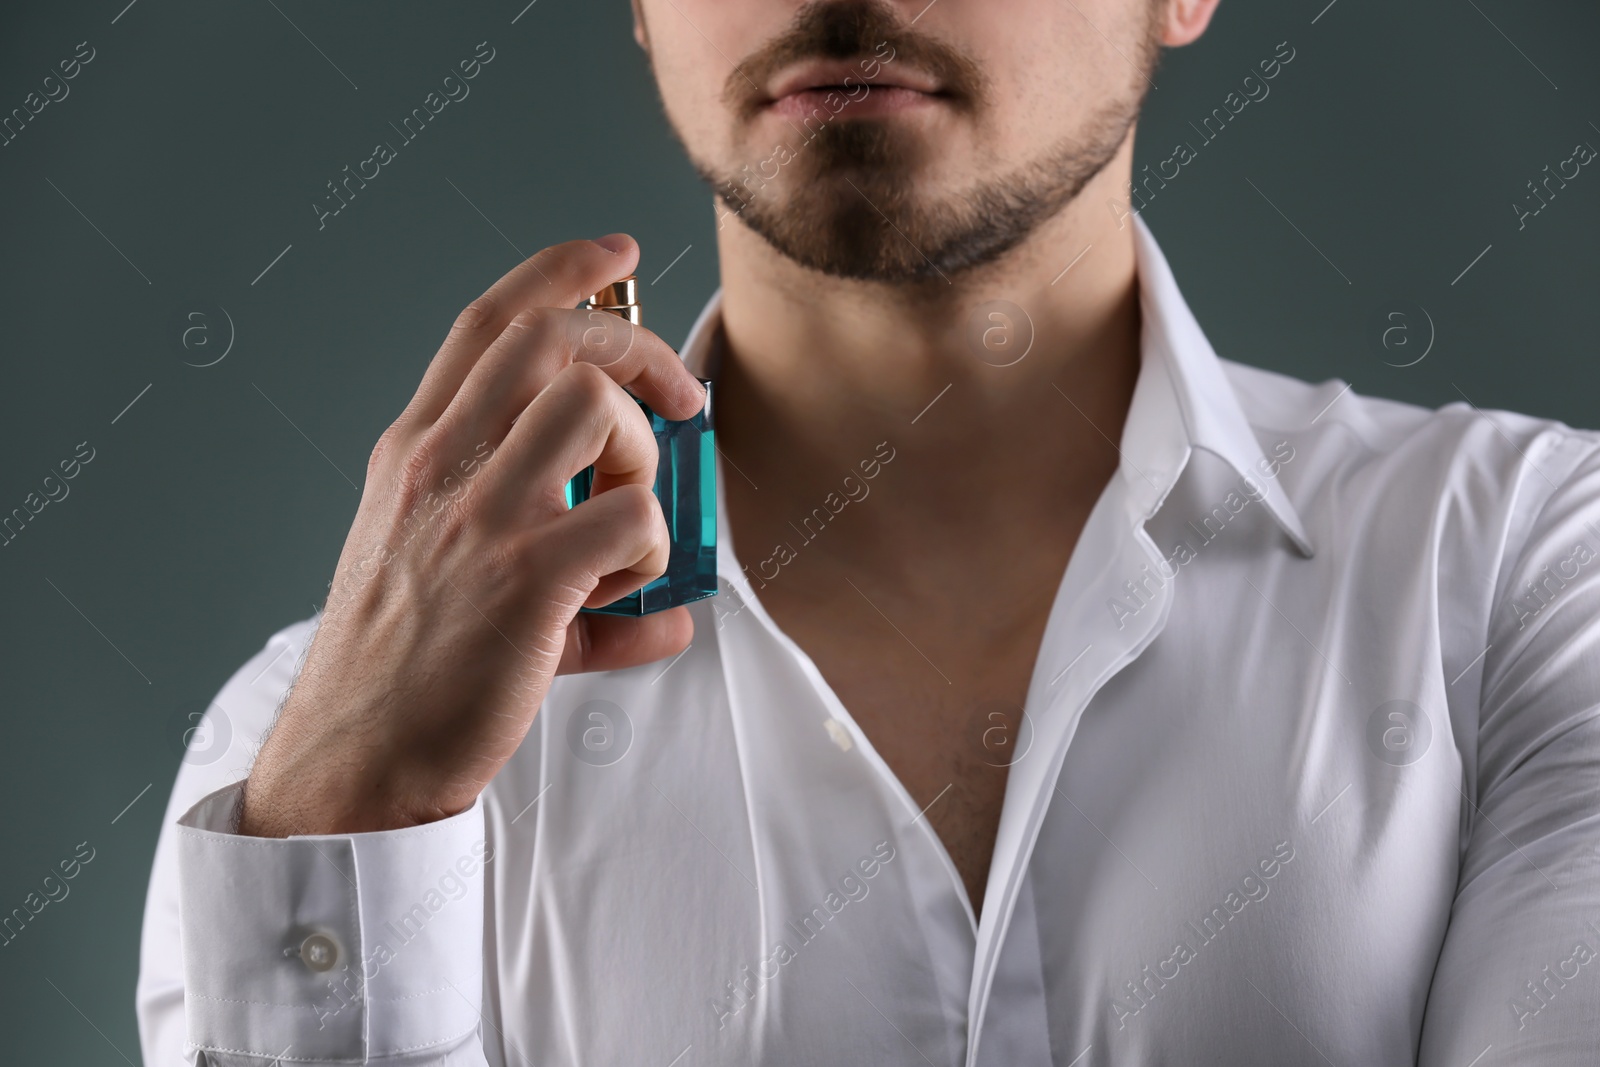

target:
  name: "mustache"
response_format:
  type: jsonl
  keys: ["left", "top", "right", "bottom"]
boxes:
{"left": 723, "top": 0, "right": 985, "bottom": 121}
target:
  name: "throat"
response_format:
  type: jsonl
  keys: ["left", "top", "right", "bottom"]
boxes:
{"left": 709, "top": 284, "right": 1135, "bottom": 919}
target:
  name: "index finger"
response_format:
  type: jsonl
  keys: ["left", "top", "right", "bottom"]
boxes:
{"left": 408, "top": 234, "right": 649, "bottom": 426}
{"left": 431, "top": 304, "right": 706, "bottom": 457}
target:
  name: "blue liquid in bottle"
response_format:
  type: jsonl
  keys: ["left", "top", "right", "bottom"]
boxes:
{"left": 565, "top": 277, "right": 718, "bottom": 615}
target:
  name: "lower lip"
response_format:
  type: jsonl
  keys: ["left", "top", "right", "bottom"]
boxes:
{"left": 765, "top": 85, "right": 943, "bottom": 122}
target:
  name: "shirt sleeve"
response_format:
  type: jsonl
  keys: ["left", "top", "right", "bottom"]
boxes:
{"left": 1419, "top": 436, "right": 1600, "bottom": 1064}
{"left": 136, "top": 618, "right": 496, "bottom": 1066}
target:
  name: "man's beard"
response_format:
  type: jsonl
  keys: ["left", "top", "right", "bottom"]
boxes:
{"left": 676, "top": 0, "right": 1162, "bottom": 284}
{"left": 698, "top": 101, "right": 1149, "bottom": 283}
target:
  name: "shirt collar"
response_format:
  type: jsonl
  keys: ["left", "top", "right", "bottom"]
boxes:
{"left": 675, "top": 213, "right": 1314, "bottom": 558}
{"left": 1121, "top": 215, "right": 1315, "bottom": 556}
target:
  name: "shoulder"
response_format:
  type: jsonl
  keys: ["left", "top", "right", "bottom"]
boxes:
{"left": 1219, "top": 356, "right": 1600, "bottom": 499}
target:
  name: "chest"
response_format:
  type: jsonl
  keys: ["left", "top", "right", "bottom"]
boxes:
{"left": 756, "top": 584, "right": 1054, "bottom": 917}
{"left": 496, "top": 557, "right": 1463, "bottom": 1066}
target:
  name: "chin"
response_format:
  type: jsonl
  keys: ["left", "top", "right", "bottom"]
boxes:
{"left": 709, "top": 125, "right": 956, "bottom": 281}
{"left": 701, "top": 101, "right": 1130, "bottom": 283}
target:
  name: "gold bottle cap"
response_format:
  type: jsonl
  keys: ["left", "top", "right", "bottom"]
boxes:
{"left": 588, "top": 276, "right": 639, "bottom": 310}
{"left": 587, "top": 275, "right": 640, "bottom": 325}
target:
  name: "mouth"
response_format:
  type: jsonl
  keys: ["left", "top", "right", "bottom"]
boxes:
{"left": 760, "top": 57, "right": 948, "bottom": 121}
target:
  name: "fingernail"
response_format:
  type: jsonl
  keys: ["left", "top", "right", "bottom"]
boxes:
{"left": 596, "top": 233, "right": 631, "bottom": 254}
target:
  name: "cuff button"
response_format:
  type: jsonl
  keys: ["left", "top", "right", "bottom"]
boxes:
{"left": 299, "top": 933, "right": 339, "bottom": 972}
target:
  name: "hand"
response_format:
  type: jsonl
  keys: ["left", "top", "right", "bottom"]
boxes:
{"left": 238, "top": 234, "right": 706, "bottom": 838}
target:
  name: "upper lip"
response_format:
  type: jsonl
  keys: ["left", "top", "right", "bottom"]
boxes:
{"left": 765, "top": 57, "right": 942, "bottom": 102}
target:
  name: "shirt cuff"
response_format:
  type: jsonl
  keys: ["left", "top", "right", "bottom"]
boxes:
{"left": 175, "top": 781, "right": 487, "bottom": 1062}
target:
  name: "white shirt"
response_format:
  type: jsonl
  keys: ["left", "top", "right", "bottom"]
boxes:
{"left": 137, "top": 217, "right": 1600, "bottom": 1066}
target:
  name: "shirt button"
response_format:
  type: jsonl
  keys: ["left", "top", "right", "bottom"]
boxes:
{"left": 823, "top": 718, "right": 854, "bottom": 752}
{"left": 299, "top": 933, "right": 339, "bottom": 972}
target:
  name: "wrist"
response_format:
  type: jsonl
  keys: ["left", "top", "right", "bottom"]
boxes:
{"left": 239, "top": 732, "right": 435, "bottom": 837}
{"left": 237, "top": 772, "right": 424, "bottom": 838}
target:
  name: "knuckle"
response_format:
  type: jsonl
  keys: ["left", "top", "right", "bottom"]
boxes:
{"left": 395, "top": 431, "right": 444, "bottom": 494}
{"left": 483, "top": 307, "right": 547, "bottom": 362}
{"left": 559, "top": 359, "right": 615, "bottom": 405}
{"left": 617, "top": 481, "right": 664, "bottom": 530}
{"left": 367, "top": 423, "right": 403, "bottom": 475}
{"left": 452, "top": 296, "right": 496, "bottom": 333}
{"left": 577, "top": 311, "right": 638, "bottom": 369}
{"left": 504, "top": 306, "right": 546, "bottom": 335}
{"left": 531, "top": 482, "right": 572, "bottom": 518}
{"left": 519, "top": 307, "right": 567, "bottom": 355}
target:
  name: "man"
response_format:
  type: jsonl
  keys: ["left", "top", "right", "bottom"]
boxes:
{"left": 137, "top": 0, "right": 1600, "bottom": 1063}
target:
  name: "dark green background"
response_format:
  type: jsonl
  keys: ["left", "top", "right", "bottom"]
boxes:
{"left": 1, "top": 0, "right": 1594, "bottom": 1060}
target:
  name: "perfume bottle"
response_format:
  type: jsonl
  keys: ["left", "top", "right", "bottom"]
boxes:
{"left": 566, "top": 275, "right": 718, "bottom": 615}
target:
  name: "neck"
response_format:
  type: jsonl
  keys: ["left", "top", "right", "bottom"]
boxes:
{"left": 710, "top": 136, "right": 1144, "bottom": 594}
